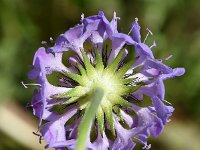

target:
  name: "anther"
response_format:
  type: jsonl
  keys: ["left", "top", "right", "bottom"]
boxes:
{"left": 142, "top": 143, "right": 151, "bottom": 150}
{"left": 113, "top": 11, "right": 120, "bottom": 20}
{"left": 81, "top": 13, "right": 84, "bottom": 21}
{"left": 25, "top": 103, "right": 32, "bottom": 110}
{"left": 41, "top": 41, "right": 49, "bottom": 48}
{"left": 50, "top": 37, "right": 54, "bottom": 43}
{"left": 150, "top": 41, "right": 156, "bottom": 49}
{"left": 143, "top": 28, "right": 153, "bottom": 43}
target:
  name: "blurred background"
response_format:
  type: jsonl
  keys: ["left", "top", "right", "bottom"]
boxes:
{"left": 0, "top": 0, "right": 200, "bottom": 149}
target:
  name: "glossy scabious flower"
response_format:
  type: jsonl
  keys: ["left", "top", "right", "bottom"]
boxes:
{"left": 29, "top": 11, "right": 185, "bottom": 150}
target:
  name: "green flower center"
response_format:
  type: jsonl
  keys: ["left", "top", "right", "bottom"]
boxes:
{"left": 53, "top": 49, "right": 140, "bottom": 134}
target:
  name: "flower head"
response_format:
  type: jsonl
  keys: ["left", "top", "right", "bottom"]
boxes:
{"left": 29, "top": 11, "right": 185, "bottom": 150}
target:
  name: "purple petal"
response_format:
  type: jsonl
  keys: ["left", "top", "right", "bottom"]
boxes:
{"left": 161, "top": 68, "right": 185, "bottom": 80}
{"left": 143, "top": 59, "right": 173, "bottom": 74}
{"left": 151, "top": 96, "right": 174, "bottom": 124}
{"left": 132, "top": 43, "right": 154, "bottom": 68}
{"left": 133, "top": 78, "right": 165, "bottom": 100}
{"left": 112, "top": 118, "right": 136, "bottom": 150}
{"left": 29, "top": 47, "right": 72, "bottom": 124}
{"left": 130, "top": 104, "right": 164, "bottom": 138}
{"left": 41, "top": 106, "right": 78, "bottom": 148}
{"left": 131, "top": 18, "right": 141, "bottom": 43}
{"left": 108, "top": 33, "right": 136, "bottom": 63}
{"left": 29, "top": 47, "right": 68, "bottom": 78}
{"left": 91, "top": 131, "right": 110, "bottom": 150}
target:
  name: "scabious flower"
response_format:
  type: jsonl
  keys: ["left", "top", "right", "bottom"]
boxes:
{"left": 29, "top": 11, "right": 185, "bottom": 150}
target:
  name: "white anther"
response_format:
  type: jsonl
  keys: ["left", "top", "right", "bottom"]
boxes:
{"left": 81, "top": 13, "right": 84, "bottom": 21}
{"left": 143, "top": 28, "right": 153, "bottom": 43}
{"left": 113, "top": 11, "right": 120, "bottom": 20}
{"left": 41, "top": 41, "right": 47, "bottom": 45}
{"left": 50, "top": 37, "right": 54, "bottom": 43}
{"left": 143, "top": 143, "right": 151, "bottom": 150}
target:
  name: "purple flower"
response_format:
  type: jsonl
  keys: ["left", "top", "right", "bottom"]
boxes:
{"left": 29, "top": 11, "right": 185, "bottom": 150}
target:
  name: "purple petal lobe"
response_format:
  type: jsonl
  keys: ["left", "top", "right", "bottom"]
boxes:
{"left": 131, "top": 18, "right": 141, "bottom": 43}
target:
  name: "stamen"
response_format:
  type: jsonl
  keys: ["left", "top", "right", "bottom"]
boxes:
{"left": 81, "top": 13, "right": 84, "bottom": 21}
{"left": 165, "top": 55, "right": 173, "bottom": 60}
{"left": 128, "top": 18, "right": 138, "bottom": 35}
{"left": 25, "top": 103, "right": 32, "bottom": 110}
{"left": 133, "top": 137, "right": 151, "bottom": 149}
{"left": 21, "top": 81, "right": 41, "bottom": 88}
{"left": 143, "top": 28, "right": 153, "bottom": 43}
{"left": 41, "top": 41, "right": 49, "bottom": 48}
{"left": 142, "top": 143, "right": 151, "bottom": 150}
{"left": 158, "top": 55, "right": 173, "bottom": 61}
{"left": 113, "top": 11, "right": 120, "bottom": 20}
{"left": 50, "top": 37, "right": 54, "bottom": 43}
{"left": 162, "top": 99, "right": 172, "bottom": 105}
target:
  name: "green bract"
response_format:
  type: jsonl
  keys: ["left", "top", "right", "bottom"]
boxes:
{"left": 52, "top": 48, "right": 140, "bottom": 135}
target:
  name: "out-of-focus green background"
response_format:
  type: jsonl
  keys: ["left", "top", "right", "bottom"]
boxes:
{"left": 0, "top": 0, "right": 199, "bottom": 150}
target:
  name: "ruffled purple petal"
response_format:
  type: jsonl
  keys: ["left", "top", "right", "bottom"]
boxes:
{"left": 151, "top": 96, "right": 174, "bottom": 124}
{"left": 111, "top": 118, "right": 136, "bottom": 150}
{"left": 128, "top": 105, "right": 163, "bottom": 147}
{"left": 161, "top": 68, "right": 185, "bottom": 80}
{"left": 131, "top": 18, "right": 141, "bottom": 43}
{"left": 143, "top": 59, "right": 172, "bottom": 74}
{"left": 133, "top": 77, "right": 165, "bottom": 100}
{"left": 41, "top": 106, "right": 78, "bottom": 148}
{"left": 29, "top": 47, "right": 72, "bottom": 124}
{"left": 108, "top": 33, "right": 136, "bottom": 63}
{"left": 132, "top": 43, "right": 154, "bottom": 68}
{"left": 90, "top": 131, "right": 110, "bottom": 150}
{"left": 29, "top": 47, "right": 68, "bottom": 79}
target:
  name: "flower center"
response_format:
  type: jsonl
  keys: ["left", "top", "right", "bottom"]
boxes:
{"left": 86, "top": 70, "right": 120, "bottom": 96}
{"left": 53, "top": 48, "right": 140, "bottom": 134}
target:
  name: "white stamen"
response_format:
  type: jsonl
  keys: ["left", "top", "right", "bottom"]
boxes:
{"left": 41, "top": 41, "right": 49, "bottom": 48}
{"left": 133, "top": 136, "right": 151, "bottom": 149}
{"left": 113, "top": 11, "right": 120, "bottom": 20}
{"left": 162, "top": 99, "right": 172, "bottom": 105}
{"left": 128, "top": 25, "right": 134, "bottom": 35}
{"left": 21, "top": 81, "right": 41, "bottom": 89}
{"left": 142, "top": 143, "right": 151, "bottom": 150}
{"left": 147, "top": 28, "right": 153, "bottom": 35}
{"left": 41, "top": 41, "right": 47, "bottom": 45}
{"left": 165, "top": 55, "right": 173, "bottom": 60}
{"left": 158, "top": 55, "right": 173, "bottom": 61}
{"left": 143, "top": 28, "right": 153, "bottom": 43}
{"left": 50, "top": 37, "right": 54, "bottom": 43}
{"left": 128, "top": 18, "right": 138, "bottom": 35}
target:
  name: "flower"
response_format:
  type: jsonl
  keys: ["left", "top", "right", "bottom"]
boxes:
{"left": 29, "top": 11, "right": 185, "bottom": 150}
